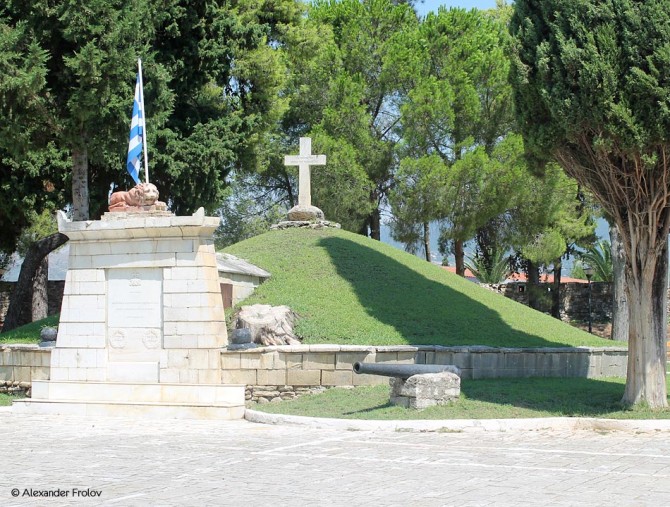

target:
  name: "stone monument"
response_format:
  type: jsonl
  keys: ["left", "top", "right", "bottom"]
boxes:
{"left": 284, "top": 137, "right": 326, "bottom": 221}
{"left": 14, "top": 197, "right": 245, "bottom": 419}
{"left": 271, "top": 137, "right": 340, "bottom": 230}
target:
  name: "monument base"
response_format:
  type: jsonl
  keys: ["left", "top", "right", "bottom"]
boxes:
{"left": 287, "top": 204, "right": 325, "bottom": 221}
{"left": 13, "top": 380, "right": 245, "bottom": 420}
{"left": 271, "top": 220, "right": 341, "bottom": 231}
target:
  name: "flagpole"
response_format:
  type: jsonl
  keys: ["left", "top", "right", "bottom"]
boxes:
{"left": 138, "top": 58, "right": 149, "bottom": 184}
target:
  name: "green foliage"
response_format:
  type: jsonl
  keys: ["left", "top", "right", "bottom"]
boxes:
{"left": 224, "top": 228, "right": 611, "bottom": 347}
{"left": 0, "top": 393, "right": 25, "bottom": 406}
{"left": 296, "top": 0, "right": 418, "bottom": 234}
{"left": 389, "top": 155, "right": 446, "bottom": 256}
{"left": 465, "top": 250, "right": 511, "bottom": 284}
{"left": 510, "top": 0, "right": 670, "bottom": 160}
{"left": 0, "top": 0, "right": 302, "bottom": 230}
{"left": 254, "top": 378, "right": 670, "bottom": 420}
{"left": 0, "top": 314, "right": 58, "bottom": 344}
{"left": 214, "top": 174, "right": 287, "bottom": 249}
{"left": 16, "top": 207, "right": 58, "bottom": 256}
{"left": 572, "top": 240, "right": 614, "bottom": 282}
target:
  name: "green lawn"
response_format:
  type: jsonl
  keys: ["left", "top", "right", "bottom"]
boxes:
{"left": 0, "top": 393, "right": 24, "bottom": 406}
{"left": 253, "top": 377, "right": 670, "bottom": 420}
{"left": 224, "top": 228, "right": 613, "bottom": 348}
{"left": 0, "top": 314, "right": 58, "bottom": 344}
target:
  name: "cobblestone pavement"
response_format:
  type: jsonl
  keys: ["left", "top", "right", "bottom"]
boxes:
{"left": 2, "top": 411, "right": 670, "bottom": 506}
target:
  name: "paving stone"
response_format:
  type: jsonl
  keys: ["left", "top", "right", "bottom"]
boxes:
{"left": 1, "top": 411, "right": 670, "bottom": 506}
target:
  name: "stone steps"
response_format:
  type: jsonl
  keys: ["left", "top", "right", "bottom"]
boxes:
{"left": 12, "top": 380, "right": 246, "bottom": 420}
{"left": 29, "top": 380, "right": 243, "bottom": 404}
{"left": 12, "top": 398, "right": 245, "bottom": 420}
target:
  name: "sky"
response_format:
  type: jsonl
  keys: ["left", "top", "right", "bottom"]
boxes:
{"left": 415, "top": 0, "right": 499, "bottom": 17}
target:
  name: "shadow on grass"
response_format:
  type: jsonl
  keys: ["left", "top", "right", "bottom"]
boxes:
{"left": 460, "top": 377, "right": 631, "bottom": 417}
{"left": 319, "top": 236, "right": 581, "bottom": 349}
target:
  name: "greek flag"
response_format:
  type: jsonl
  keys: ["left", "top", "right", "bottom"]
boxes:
{"left": 126, "top": 73, "right": 143, "bottom": 184}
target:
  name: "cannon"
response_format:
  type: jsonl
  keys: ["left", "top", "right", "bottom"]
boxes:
{"left": 352, "top": 362, "right": 460, "bottom": 380}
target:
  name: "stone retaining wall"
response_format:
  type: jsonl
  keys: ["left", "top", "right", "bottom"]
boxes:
{"left": 1, "top": 344, "right": 628, "bottom": 403}
{"left": 0, "top": 345, "right": 51, "bottom": 395}
{"left": 223, "top": 345, "right": 628, "bottom": 402}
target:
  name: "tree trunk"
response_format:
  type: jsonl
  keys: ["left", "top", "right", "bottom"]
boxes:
{"left": 551, "top": 257, "right": 561, "bottom": 319}
{"left": 369, "top": 207, "right": 381, "bottom": 241}
{"left": 2, "top": 233, "right": 69, "bottom": 333}
{"left": 72, "top": 145, "right": 89, "bottom": 221}
{"left": 610, "top": 222, "right": 628, "bottom": 341}
{"left": 423, "top": 221, "right": 431, "bottom": 262}
{"left": 31, "top": 256, "right": 48, "bottom": 322}
{"left": 622, "top": 241, "right": 668, "bottom": 408}
{"left": 454, "top": 239, "right": 465, "bottom": 276}
{"left": 526, "top": 260, "right": 541, "bottom": 310}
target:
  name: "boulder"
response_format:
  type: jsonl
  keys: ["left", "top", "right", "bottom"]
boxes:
{"left": 286, "top": 204, "right": 325, "bottom": 221}
{"left": 235, "top": 304, "right": 300, "bottom": 346}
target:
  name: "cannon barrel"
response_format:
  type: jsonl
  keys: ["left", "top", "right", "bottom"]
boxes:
{"left": 352, "top": 362, "right": 460, "bottom": 379}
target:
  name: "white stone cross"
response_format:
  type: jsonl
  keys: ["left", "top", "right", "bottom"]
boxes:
{"left": 284, "top": 137, "right": 326, "bottom": 207}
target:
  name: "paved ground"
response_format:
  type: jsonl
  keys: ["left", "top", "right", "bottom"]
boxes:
{"left": 2, "top": 410, "right": 670, "bottom": 506}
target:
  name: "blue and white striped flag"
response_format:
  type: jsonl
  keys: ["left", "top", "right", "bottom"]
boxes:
{"left": 126, "top": 73, "right": 143, "bottom": 184}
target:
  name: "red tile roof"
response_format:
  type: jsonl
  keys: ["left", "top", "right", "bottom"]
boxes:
{"left": 441, "top": 266, "right": 589, "bottom": 284}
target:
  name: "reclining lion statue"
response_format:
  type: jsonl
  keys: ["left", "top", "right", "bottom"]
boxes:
{"left": 109, "top": 182, "right": 166, "bottom": 211}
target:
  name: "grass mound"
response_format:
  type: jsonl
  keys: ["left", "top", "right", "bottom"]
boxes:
{"left": 253, "top": 378, "right": 670, "bottom": 420}
{"left": 224, "top": 228, "right": 611, "bottom": 348}
{"left": 0, "top": 314, "right": 58, "bottom": 344}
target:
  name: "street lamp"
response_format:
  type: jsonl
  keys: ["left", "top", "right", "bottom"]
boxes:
{"left": 584, "top": 265, "right": 594, "bottom": 334}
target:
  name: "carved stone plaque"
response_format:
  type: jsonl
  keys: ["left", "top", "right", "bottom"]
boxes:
{"left": 107, "top": 268, "right": 163, "bottom": 373}
{"left": 107, "top": 268, "right": 162, "bottom": 329}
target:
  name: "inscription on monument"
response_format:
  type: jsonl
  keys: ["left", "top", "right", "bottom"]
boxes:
{"left": 107, "top": 268, "right": 163, "bottom": 369}
{"left": 108, "top": 268, "right": 162, "bottom": 328}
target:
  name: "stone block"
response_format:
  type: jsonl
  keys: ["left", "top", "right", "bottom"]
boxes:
{"left": 198, "top": 369, "right": 221, "bottom": 384}
{"left": 39, "top": 352, "right": 52, "bottom": 367}
{"left": 169, "top": 266, "right": 201, "bottom": 280}
{"left": 276, "top": 352, "right": 303, "bottom": 369}
{"left": 159, "top": 368, "right": 180, "bottom": 383}
{"left": 240, "top": 353, "right": 261, "bottom": 369}
{"left": 29, "top": 366, "right": 48, "bottom": 381}
{"left": 91, "top": 252, "right": 176, "bottom": 269}
{"left": 165, "top": 293, "right": 201, "bottom": 308}
{"left": 221, "top": 369, "right": 257, "bottom": 385}
{"left": 352, "top": 373, "right": 387, "bottom": 386}
{"left": 396, "top": 351, "right": 416, "bottom": 364}
{"left": 85, "top": 368, "right": 105, "bottom": 382}
{"left": 198, "top": 334, "right": 223, "bottom": 348}
{"left": 167, "top": 350, "right": 190, "bottom": 369}
{"left": 187, "top": 350, "right": 209, "bottom": 369}
{"left": 87, "top": 335, "right": 106, "bottom": 348}
{"left": 321, "top": 370, "right": 353, "bottom": 386}
{"left": 0, "top": 349, "right": 11, "bottom": 366}
{"left": 304, "top": 352, "right": 335, "bottom": 370}
{"left": 208, "top": 350, "right": 221, "bottom": 370}
{"left": 286, "top": 369, "right": 321, "bottom": 386}
{"left": 437, "top": 351, "right": 468, "bottom": 370}
{"left": 49, "top": 368, "right": 68, "bottom": 381}
{"left": 257, "top": 369, "right": 287, "bottom": 386}
{"left": 107, "top": 362, "right": 159, "bottom": 382}
{"left": 72, "top": 281, "right": 106, "bottom": 295}
{"left": 66, "top": 268, "right": 109, "bottom": 282}
{"left": 390, "top": 372, "right": 460, "bottom": 410}
{"left": 336, "top": 352, "right": 375, "bottom": 370}
{"left": 178, "top": 369, "right": 199, "bottom": 384}
{"left": 375, "top": 352, "right": 398, "bottom": 363}
{"left": 0, "top": 366, "right": 11, "bottom": 381}
{"left": 221, "top": 353, "right": 242, "bottom": 370}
